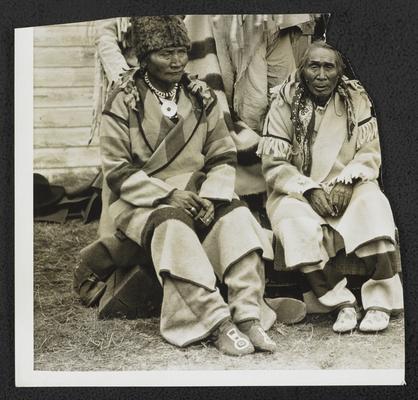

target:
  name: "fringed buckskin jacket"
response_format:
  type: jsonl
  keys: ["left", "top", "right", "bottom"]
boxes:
{"left": 258, "top": 72, "right": 396, "bottom": 262}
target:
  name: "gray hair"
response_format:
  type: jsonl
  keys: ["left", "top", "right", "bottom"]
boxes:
{"left": 297, "top": 40, "right": 346, "bottom": 81}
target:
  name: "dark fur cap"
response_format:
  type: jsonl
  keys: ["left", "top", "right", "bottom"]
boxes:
{"left": 131, "top": 16, "right": 191, "bottom": 61}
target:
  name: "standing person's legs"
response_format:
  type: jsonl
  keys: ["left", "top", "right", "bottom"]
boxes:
{"left": 266, "top": 30, "right": 296, "bottom": 91}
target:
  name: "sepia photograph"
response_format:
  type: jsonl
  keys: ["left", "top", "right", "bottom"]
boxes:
{"left": 14, "top": 8, "right": 411, "bottom": 387}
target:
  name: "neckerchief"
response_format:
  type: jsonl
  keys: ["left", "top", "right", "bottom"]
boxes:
{"left": 290, "top": 78, "right": 355, "bottom": 176}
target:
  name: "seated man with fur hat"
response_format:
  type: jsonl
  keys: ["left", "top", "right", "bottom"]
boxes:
{"left": 80, "top": 15, "right": 282, "bottom": 356}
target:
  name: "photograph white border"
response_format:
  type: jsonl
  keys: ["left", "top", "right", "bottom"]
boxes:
{"left": 14, "top": 25, "right": 405, "bottom": 387}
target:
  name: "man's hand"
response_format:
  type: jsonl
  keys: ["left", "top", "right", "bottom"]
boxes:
{"left": 162, "top": 190, "right": 206, "bottom": 217}
{"left": 162, "top": 190, "right": 215, "bottom": 224}
{"left": 329, "top": 182, "right": 353, "bottom": 216}
{"left": 304, "top": 188, "right": 335, "bottom": 217}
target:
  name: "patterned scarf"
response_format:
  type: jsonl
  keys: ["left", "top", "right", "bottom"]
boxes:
{"left": 290, "top": 78, "right": 356, "bottom": 175}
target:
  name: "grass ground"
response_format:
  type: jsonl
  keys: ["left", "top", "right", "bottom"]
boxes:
{"left": 34, "top": 220, "right": 404, "bottom": 371}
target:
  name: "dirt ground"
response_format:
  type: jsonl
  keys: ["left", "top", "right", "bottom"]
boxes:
{"left": 34, "top": 220, "right": 404, "bottom": 371}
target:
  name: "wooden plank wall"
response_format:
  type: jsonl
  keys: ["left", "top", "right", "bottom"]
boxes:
{"left": 33, "top": 21, "right": 101, "bottom": 187}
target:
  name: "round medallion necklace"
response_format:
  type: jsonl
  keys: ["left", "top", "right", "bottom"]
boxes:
{"left": 144, "top": 72, "right": 179, "bottom": 118}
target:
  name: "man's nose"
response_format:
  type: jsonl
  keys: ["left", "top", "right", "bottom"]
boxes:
{"left": 317, "top": 67, "right": 327, "bottom": 79}
{"left": 171, "top": 53, "right": 181, "bottom": 66}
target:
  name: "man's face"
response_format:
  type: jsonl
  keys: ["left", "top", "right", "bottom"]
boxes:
{"left": 147, "top": 46, "right": 188, "bottom": 87}
{"left": 303, "top": 47, "right": 340, "bottom": 102}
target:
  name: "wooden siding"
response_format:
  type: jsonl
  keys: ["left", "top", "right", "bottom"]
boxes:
{"left": 33, "top": 21, "right": 100, "bottom": 186}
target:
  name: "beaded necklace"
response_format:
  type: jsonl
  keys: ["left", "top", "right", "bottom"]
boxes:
{"left": 144, "top": 72, "right": 179, "bottom": 118}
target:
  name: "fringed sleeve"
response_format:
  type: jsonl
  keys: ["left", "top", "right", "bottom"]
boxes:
{"left": 256, "top": 136, "right": 293, "bottom": 160}
{"left": 95, "top": 19, "right": 130, "bottom": 84}
{"left": 334, "top": 164, "right": 379, "bottom": 185}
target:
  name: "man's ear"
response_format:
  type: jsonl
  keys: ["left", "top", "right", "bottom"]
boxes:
{"left": 139, "top": 53, "right": 149, "bottom": 71}
{"left": 296, "top": 68, "right": 305, "bottom": 84}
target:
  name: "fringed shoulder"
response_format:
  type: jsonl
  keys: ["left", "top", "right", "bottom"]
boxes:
{"left": 340, "top": 77, "right": 379, "bottom": 149}
{"left": 341, "top": 76, "right": 378, "bottom": 146}
{"left": 356, "top": 117, "right": 379, "bottom": 150}
{"left": 102, "top": 69, "right": 142, "bottom": 125}
{"left": 343, "top": 76, "right": 373, "bottom": 108}
{"left": 182, "top": 74, "right": 217, "bottom": 111}
{"left": 103, "top": 67, "right": 141, "bottom": 115}
{"left": 343, "top": 77, "right": 366, "bottom": 93}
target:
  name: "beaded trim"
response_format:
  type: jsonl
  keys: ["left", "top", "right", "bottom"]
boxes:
{"left": 144, "top": 72, "right": 178, "bottom": 100}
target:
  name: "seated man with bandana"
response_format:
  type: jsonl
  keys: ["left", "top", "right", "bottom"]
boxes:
{"left": 257, "top": 41, "right": 403, "bottom": 333}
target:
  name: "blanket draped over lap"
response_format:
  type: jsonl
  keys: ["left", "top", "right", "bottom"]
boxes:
{"left": 259, "top": 72, "right": 396, "bottom": 267}
{"left": 100, "top": 70, "right": 273, "bottom": 290}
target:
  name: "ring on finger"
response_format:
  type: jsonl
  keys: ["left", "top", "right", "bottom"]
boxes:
{"left": 190, "top": 206, "right": 197, "bottom": 214}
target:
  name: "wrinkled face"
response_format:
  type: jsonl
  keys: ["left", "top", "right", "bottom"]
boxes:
{"left": 302, "top": 47, "right": 340, "bottom": 102}
{"left": 146, "top": 46, "right": 188, "bottom": 86}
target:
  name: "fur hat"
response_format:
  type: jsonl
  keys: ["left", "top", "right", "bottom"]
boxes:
{"left": 131, "top": 16, "right": 191, "bottom": 61}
